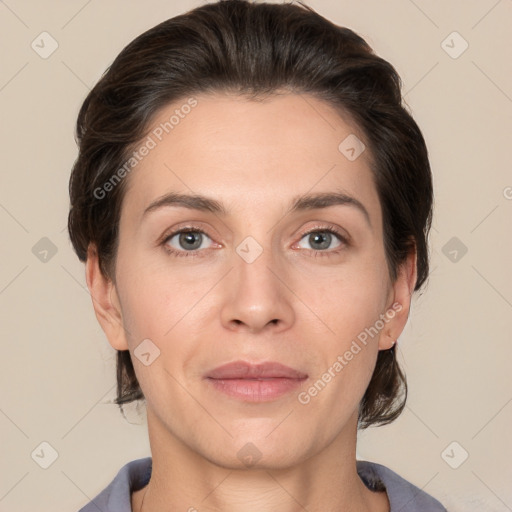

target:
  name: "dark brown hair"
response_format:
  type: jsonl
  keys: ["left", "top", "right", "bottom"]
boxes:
{"left": 68, "top": 0, "right": 433, "bottom": 428}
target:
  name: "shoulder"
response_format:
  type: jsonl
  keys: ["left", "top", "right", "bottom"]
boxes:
{"left": 77, "top": 457, "right": 152, "bottom": 512}
{"left": 357, "top": 460, "right": 447, "bottom": 511}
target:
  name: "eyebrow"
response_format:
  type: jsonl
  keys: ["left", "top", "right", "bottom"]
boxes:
{"left": 142, "top": 190, "right": 371, "bottom": 227}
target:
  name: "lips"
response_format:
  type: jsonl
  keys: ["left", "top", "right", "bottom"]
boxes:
{"left": 205, "top": 360, "right": 308, "bottom": 402}
{"left": 205, "top": 360, "right": 308, "bottom": 380}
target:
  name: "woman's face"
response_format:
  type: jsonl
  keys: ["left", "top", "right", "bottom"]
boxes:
{"left": 89, "top": 92, "right": 413, "bottom": 468}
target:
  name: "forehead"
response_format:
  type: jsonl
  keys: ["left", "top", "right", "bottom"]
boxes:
{"left": 120, "top": 92, "right": 380, "bottom": 225}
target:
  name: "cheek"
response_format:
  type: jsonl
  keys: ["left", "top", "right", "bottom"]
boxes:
{"left": 294, "top": 257, "right": 388, "bottom": 390}
{"left": 115, "top": 246, "right": 212, "bottom": 338}
{"left": 298, "top": 259, "right": 388, "bottom": 406}
{"left": 314, "top": 259, "right": 390, "bottom": 343}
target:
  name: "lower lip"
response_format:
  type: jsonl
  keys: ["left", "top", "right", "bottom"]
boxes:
{"left": 206, "top": 377, "right": 306, "bottom": 402}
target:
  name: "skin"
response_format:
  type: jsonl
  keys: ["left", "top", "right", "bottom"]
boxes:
{"left": 86, "top": 92, "right": 417, "bottom": 512}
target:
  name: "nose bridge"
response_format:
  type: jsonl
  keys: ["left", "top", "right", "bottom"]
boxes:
{"left": 219, "top": 232, "right": 294, "bottom": 332}
{"left": 235, "top": 234, "right": 278, "bottom": 287}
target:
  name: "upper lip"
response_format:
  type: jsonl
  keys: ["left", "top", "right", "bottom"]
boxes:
{"left": 205, "top": 360, "right": 308, "bottom": 380}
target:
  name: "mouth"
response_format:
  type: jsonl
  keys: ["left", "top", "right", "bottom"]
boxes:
{"left": 204, "top": 360, "right": 308, "bottom": 402}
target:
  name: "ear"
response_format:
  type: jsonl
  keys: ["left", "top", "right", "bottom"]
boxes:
{"left": 85, "top": 243, "right": 129, "bottom": 351}
{"left": 378, "top": 244, "right": 418, "bottom": 350}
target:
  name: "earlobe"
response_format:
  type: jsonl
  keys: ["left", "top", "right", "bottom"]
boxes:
{"left": 379, "top": 330, "right": 397, "bottom": 351}
{"left": 85, "top": 244, "right": 129, "bottom": 351}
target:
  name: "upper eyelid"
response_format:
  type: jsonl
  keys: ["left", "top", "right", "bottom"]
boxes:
{"left": 160, "top": 224, "right": 212, "bottom": 241}
{"left": 301, "top": 225, "right": 348, "bottom": 240}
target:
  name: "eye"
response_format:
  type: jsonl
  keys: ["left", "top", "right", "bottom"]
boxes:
{"left": 162, "top": 228, "right": 214, "bottom": 257}
{"left": 160, "top": 224, "right": 348, "bottom": 258}
{"left": 295, "top": 225, "right": 348, "bottom": 254}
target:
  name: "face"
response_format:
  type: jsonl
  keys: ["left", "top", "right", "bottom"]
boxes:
{"left": 88, "top": 92, "right": 413, "bottom": 469}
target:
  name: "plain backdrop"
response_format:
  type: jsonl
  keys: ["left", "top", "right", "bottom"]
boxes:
{"left": 0, "top": 1, "right": 511, "bottom": 511}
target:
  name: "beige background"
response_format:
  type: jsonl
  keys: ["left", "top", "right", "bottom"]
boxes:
{"left": 1, "top": 0, "right": 511, "bottom": 511}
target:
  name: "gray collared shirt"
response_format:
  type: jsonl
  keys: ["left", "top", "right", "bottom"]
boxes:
{"left": 78, "top": 457, "right": 447, "bottom": 511}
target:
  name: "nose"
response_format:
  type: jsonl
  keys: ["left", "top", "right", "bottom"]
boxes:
{"left": 219, "top": 241, "right": 295, "bottom": 334}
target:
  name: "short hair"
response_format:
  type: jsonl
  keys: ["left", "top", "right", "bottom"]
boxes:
{"left": 68, "top": 0, "right": 433, "bottom": 429}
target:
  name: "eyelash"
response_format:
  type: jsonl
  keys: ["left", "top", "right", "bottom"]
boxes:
{"left": 160, "top": 224, "right": 349, "bottom": 258}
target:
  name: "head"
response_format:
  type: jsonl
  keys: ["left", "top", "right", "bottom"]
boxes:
{"left": 68, "top": 0, "right": 432, "bottom": 465}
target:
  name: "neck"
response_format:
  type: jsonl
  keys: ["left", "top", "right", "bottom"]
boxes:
{"left": 132, "top": 407, "right": 389, "bottom": 512}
